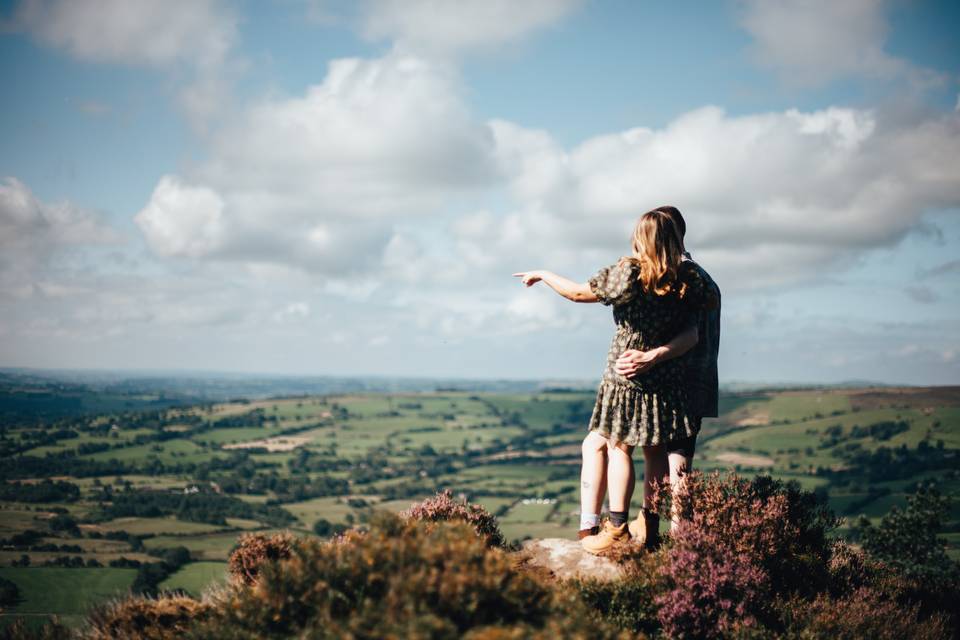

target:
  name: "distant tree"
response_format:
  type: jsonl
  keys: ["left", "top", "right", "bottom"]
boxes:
{"left": 312, "top": 518, "right": 347, "bottom": 537}
{"left": 161, "top": 546, "right": 191, "bottom": 568}
{"left": 48, "top": 514, "right": 79, "bottom": 536}
{"left": 856, "top": 484, "right": 959, "bottom": 585}
{"left": 0, "top": 576, "right": 19, "bottom": 607}
{"left": 131, "top": 558, "right": 183, "bottom": 596}
{"left": 0, "top": 480, "right": 80, "bottom": 503}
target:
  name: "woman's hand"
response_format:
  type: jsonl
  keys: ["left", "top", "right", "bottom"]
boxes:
{"left": 512, "top": 270, "right": 544, "bottom": 287}
{"left": 512, "top": 270, "right": 598, "bottom": 302}
{"left": 615, "top": 348, "right": 666, "bottom": 378}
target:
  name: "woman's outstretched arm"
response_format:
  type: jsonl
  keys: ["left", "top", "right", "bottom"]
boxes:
{"left": 512, "top": 270, "right": 599, "bottom": 303}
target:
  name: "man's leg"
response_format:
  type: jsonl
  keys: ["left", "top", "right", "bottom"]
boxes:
{"left": 641, "top": 444, "right": 669, "bottom": 510}
{"left": 666, "top": 434, "right": 697, "bottom": 531}
{"left": 579, "top": 431, "right": 608, "bottom": 536}
{"left": 629, "top": 444, "right": 669, "bottom": 548}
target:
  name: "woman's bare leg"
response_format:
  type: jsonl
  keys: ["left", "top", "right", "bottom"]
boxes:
{"left": 580, "top": 439, "right": 634, "bottom": 554}
{"left": 642, "top": 444, "right": 669, "bottom": 510}
{"left": 580, "top": 432, "right": 608, "bottom": 530}
{"left": 667, "top": 451, "right": 693, "bottom": 531}
{"left": 607, "top": 441, "right": 635, "bottom": 513}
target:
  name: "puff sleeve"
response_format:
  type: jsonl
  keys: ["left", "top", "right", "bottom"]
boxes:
{"left": 588, "top": 258, "right": 640, "bottom": 306}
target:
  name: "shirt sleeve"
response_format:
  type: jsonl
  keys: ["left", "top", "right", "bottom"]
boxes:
{"left": 679, "top": 262, "right": 720, "bottom": 312}
{"left": 588, "top": 258, "right": 640, "bottom": 306}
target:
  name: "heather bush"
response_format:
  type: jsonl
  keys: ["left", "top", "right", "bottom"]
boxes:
{"left": 83, "top": 594, "right": 213, "bottom": 640}
{"left": 778, "top": 587, "right": 950, "bottom": 640}
{"left": 823, "top": 540, "right": 877, "bottom": 597}
{"left": 226, "top": 530, "right": 296, "bottom": 586}
{"left": 655, "top": 472, "right": 837, "bottom": 639}
{"left": 824, "top": 540, "right": 919, "bottom": 602}
{"left": 188, "top": 512, "right": 620, "bottom": 639}
{"left": 402, "top": 489, "right": 505, "bottom": 548}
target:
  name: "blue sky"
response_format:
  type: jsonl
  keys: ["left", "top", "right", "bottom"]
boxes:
{"left": 0, "top": 0, "right": 958, "bottom": 385}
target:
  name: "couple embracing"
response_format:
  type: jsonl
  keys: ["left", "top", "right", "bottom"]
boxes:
{"left": 514, "top": 206, "right": 720, "bottom": 555}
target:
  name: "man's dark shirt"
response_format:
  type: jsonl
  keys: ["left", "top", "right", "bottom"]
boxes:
{"left": 682, "top": 255, "right": 720, "bottom": 418}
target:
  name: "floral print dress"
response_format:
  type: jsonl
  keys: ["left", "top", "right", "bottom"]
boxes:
{"left": 586, "top": 257, "right": 719, "bottom": 447}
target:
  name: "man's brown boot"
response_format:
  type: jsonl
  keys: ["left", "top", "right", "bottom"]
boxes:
{"left": 628, "top": 508, "right": 661, "bottom": 550}
{"left": 580, "top": 520, "right": 630, "bottom": 554}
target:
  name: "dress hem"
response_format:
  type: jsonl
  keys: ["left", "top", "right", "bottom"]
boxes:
{"left": 587, "top": 379, "right": 700, "bottom": 447}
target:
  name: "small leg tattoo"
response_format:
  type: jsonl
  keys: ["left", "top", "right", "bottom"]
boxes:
{"left": 582, "top": 481, "right": 591, "bottom": 489}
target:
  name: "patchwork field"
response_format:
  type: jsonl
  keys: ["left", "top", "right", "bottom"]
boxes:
{"left": 1, "top": 383, "right": 957, "bottom": 629}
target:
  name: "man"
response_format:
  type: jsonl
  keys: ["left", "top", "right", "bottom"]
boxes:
{"left": 578, "top": 206, "right": 721, "bottom": 544}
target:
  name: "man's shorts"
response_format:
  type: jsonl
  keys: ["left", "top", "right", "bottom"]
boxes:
{"left": 665, "top": 416, "right": 701, "bottom": 458}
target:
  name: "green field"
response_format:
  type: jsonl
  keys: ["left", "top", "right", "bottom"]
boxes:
{"left": 0, "top": 567, "right": 136, "bottom": 627}
{"left": 158, "top": 561, "right": 227, "bottom": 596}
{"left": 81, "top": 438, "right": 217, "bottom": 464}
{"left": 95, "top": 517, "right": 227, "bottom": 536}
{"left": 283, "top": 496, "right": 364, "bottom": 528}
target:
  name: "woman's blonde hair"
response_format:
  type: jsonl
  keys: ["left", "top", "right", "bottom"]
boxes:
{"left": 625, "top": 208, "right": 686, "bottom": 296}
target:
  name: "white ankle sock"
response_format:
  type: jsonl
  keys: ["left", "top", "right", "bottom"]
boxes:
{"left": 579, "top": 513, "right": 600, "bottom": 530}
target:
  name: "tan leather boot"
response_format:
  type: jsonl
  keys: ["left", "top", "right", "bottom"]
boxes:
{"left": 628, "top": 509, "right": 661, "bottom": 550}
{"left": 580, "top": 520, "right": 630, "bottom": 554}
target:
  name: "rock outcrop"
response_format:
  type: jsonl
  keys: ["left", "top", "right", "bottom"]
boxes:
{"left": 519, "top": 538, "right": 624, "bottom": 582}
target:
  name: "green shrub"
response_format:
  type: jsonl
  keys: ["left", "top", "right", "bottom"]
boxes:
{"left": 854, "top": 484, "right": 960, "bottom": 628}
{"left": 856, "top": 484, "right": 958, "bottom": 584}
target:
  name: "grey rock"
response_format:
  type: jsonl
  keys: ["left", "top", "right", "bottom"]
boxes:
{"left": 519, "top": 537, "right": 624, "bottom": 582}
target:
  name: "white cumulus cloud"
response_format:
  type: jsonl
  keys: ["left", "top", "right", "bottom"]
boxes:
{"left": 11, "top": 0, "right": 235, "bottom": 68}
{"left": 0, "top": 176, "right": 121, "bottom": 297}
{"left": 10, "top": 0, "right": 239, "bottom": 127}
{"left": 360, "top": 0, "right": 581, "bottom": 55}
{"left": 137, "top": 53, "right": 497, "bottom": 275}
{"left": 477, "top": 105, "right": 960, "bottom": 289}
{"left": 738, "top": 0, "right": 943, "bottom": 87}
{"left": 135, "top": 176, "right": 226, "bottom": 258}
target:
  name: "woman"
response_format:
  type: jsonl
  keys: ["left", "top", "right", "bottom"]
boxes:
{"left": 513, "top": 209, "right": 718, "bottom": 554}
